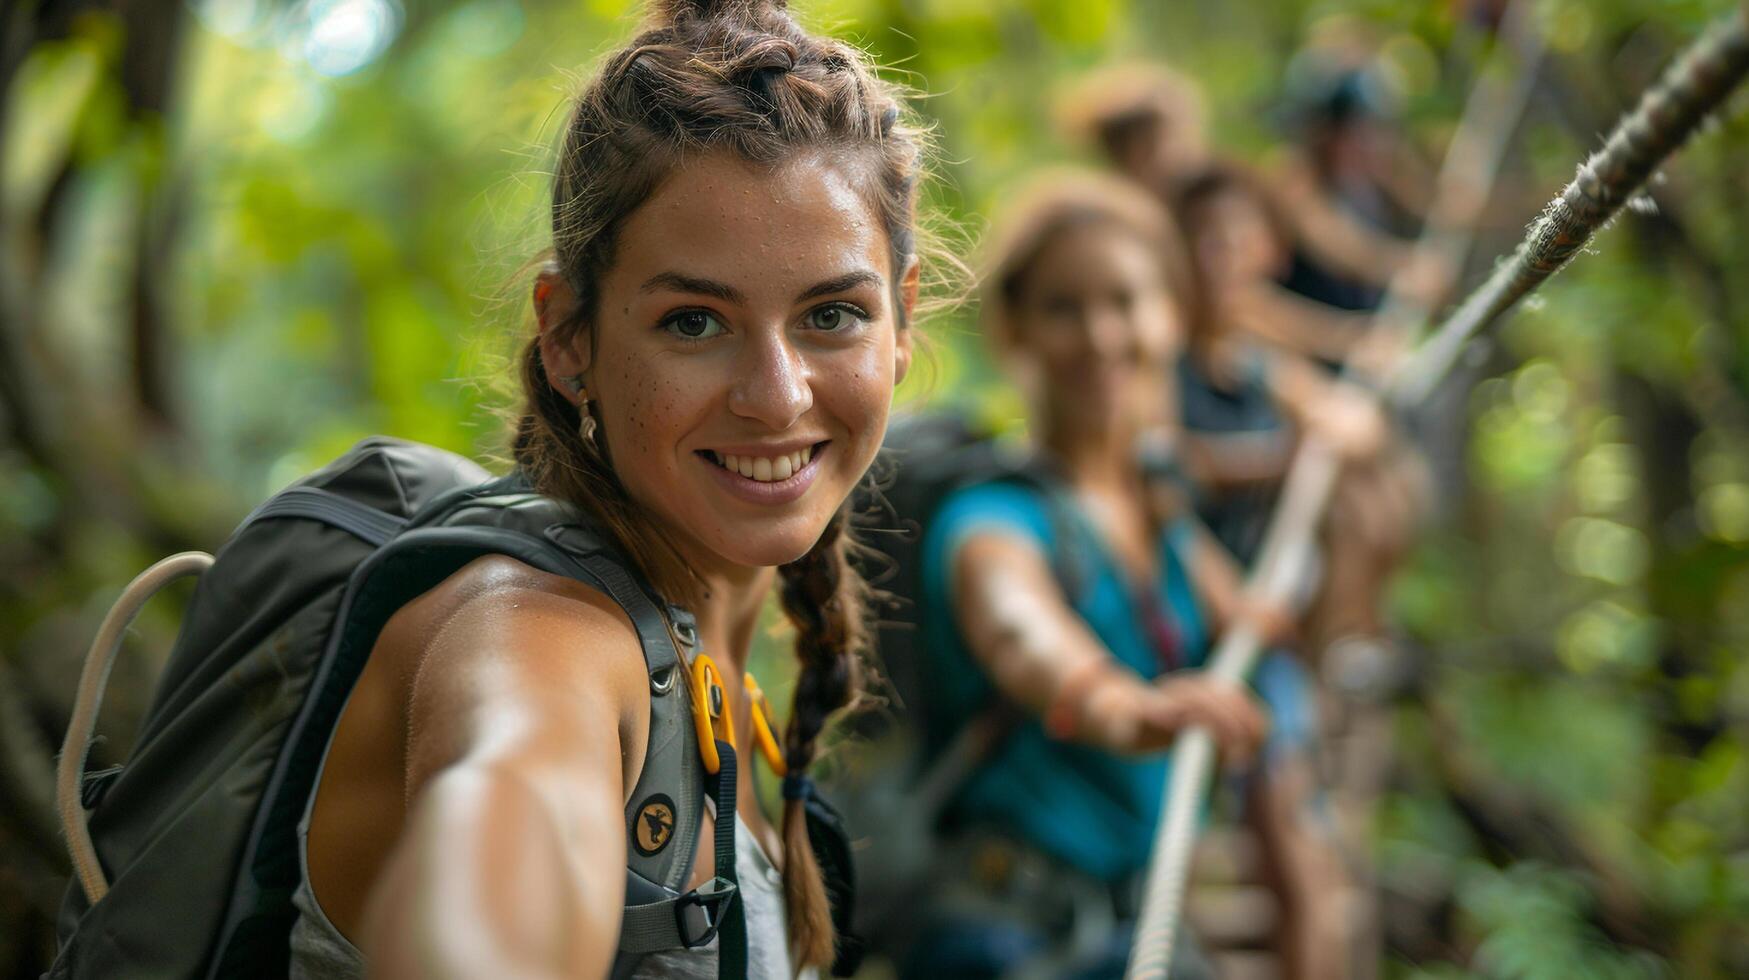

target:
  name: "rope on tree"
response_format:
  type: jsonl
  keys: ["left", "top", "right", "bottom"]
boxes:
{"left": 1126, "top": 8, "right": 1749, "bottom": 978}
{"left": 1391, "top": 6, "right": 1749, "bottom": 406}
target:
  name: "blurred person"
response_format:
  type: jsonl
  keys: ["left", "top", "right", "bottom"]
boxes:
{"left": 884, "top": 171, "right": 1340, "bottom": 980}
{"left": 1171, "top": 158, "right": 1387, "bottom": 368}
{"left": 1271, "top": 34, "right": 1475, "bottom": 320}
{"left": 1173, "top": 161, "right": 1427, "bottom": 659}
{"left": 1161, "top": 163, "right": 1403, "bottom": 980}
{"left": 1058, "top": 62, "right": 1209, "bottom": 201}
{"left": 1278, "top": 45, "right": 1432, "bottom": 238}
{"left": 52, "top": 1, "right": 931, "bottom": 978}
{"left": 1063, "top": 62, "right": 1440, "bottom": 325}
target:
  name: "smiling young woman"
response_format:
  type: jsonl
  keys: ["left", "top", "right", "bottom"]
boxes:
{"left": 887, "top": 171, "right": 1270, "bottom": 979}
{"left": 284, "top": 1, "right": 928, "bottom": 977}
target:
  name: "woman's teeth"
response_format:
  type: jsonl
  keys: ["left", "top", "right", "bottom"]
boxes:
{"left": 711, "top": 446, "right": 814, "bottom": 483}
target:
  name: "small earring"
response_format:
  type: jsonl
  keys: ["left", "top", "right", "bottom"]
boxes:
{"left": 580, "top": 407, "right": 598, "bottom": 447}
{"left": 577, "top": 389, "right": 599, "bottom": 447}
{"left": 558, "top": 374, "right": 598, "bottom": 446}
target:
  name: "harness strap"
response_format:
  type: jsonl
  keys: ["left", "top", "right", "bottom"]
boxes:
{"left": 609, "top": 743, "right": 747, "bottom": 970}
{"left": 547, "top": 525, "right": 681, "bottom": 677}
{"left": 616, "top": 876, "right": 737, "bottom": 953}
{"left": 709, "top": 740, "right": 746, "bottom": 980}
{"left": 408, "top": 500, "right": 714, "bottom": 968}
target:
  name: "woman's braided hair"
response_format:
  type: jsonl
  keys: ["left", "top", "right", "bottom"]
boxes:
{"left": 511, "top": 0, "right": 923, "bottom": 966}
{"left": 776, "top": 506, "right": 862, "bottom": 775}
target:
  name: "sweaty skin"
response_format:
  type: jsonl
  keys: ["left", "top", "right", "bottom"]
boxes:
{"left": 303, "top": 149, "right": 914, "bottom": 980}
{"left": 954, "top": 220, "right": 1268, "bottom": 757}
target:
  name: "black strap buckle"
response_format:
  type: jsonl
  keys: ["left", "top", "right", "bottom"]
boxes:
{"left": 674, "top": 876, "right": 737, "bottom": 948}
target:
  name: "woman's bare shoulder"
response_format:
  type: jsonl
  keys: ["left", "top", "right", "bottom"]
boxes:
{"left": 385, "top": 549, "right": 617, "bottom": 633}
{"left": 396, "top": 552, "right": 647, "bottom": 674}
{"left": 377, "top": 555, "right": 653, "bottom": 771}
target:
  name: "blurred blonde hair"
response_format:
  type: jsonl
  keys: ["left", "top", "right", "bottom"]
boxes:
{"left": 1056, "top": 62, "right": 1205, "bottom": 169}
{"left": 979, "top": 168, "right": 1196, "bottom": 355}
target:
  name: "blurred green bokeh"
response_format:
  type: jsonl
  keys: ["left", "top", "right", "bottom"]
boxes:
{"left": 3, "top": 1, "right": 1747, "bottom": 977}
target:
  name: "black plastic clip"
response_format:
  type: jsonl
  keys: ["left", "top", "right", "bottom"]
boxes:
{"left": 674, "top": 876, "right": 737, "bottom": 948}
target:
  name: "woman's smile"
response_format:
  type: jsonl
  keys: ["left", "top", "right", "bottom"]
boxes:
{"left": 697, "top": 441, "right": 830, "bottom": 505}
{"left": 563, "top": 148, "right": 912, "bottom": 572}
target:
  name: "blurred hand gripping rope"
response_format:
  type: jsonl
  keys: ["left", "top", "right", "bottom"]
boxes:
{"left": 1126, "top": 6, "right": 1749, "bottom": 978}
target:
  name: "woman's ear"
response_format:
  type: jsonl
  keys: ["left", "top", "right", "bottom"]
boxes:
{"left": 893, "top": 257, "right": 921, "bottom": 385}
{"left": 535, "top": 264, "right": 588, "bottom": 404}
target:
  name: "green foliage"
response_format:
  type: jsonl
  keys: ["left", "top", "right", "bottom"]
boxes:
{"left": 5, "top": 1, "right": 1749, "bottom": 977}
{"left": 1456, "top": 863, "right": 1666, "bottom": 980}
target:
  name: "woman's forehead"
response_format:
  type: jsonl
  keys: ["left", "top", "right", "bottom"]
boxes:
{"left": 1029, "top": 220, "right": 1159, "bottom": 285}
{"left": 1204, "top": 186, "right": 1268, "bottom": 223}
{"left": 607, "top": 150, "right": 892, "bottom": 299}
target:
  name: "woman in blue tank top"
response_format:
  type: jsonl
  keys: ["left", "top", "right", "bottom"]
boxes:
{"left": 898, "top": 172, "right": 1281, "bottom": 980}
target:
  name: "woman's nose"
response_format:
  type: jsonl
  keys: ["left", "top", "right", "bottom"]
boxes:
{"left": 728, "top": 328, "right": 813, "bottom": 430}
{"left": 1087, "top": 306, "right": 1130, "bottom": 360}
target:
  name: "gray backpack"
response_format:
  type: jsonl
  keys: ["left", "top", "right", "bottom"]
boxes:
{"left": 47, "top": 437, "right": 751, "bottom": 979}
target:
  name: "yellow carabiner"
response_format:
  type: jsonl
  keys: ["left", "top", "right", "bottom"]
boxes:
{"left": 743, "top": 672, "right": 789, "bottom": 777}
{"left": 688, "top": 652, "right": 733, "bottom": 775}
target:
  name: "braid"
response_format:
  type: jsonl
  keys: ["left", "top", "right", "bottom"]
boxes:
{"left": 511, "top": 0, "right": 933, "bottom": 963}
{"left": 775, "top": 504, "right": 866, "bottom": 967}
{"left": 778, "top": 508, "right": 860, "bottom": 763}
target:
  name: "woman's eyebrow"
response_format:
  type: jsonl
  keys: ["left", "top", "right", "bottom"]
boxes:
{"left": 797, "top": 270, "right": 883, "bottom": 302}
{"left": 640, "top": 272, "right": 744, "bottom": 303}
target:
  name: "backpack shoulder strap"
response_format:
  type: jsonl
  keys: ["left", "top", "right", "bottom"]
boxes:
{"left": 540, "top": 524, "right": 717, "bottom": 939}
{"left": 428, "top": 492, "right": 741, "bottom": 973}
{"left": 991, "top": 458, "right": 1095, "bottom": 603}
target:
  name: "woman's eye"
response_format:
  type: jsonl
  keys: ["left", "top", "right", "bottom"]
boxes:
{"left": 661, "top": 310, "right": 726, "bottom": 340}
{"left": 805, "top": 303, "right": 867, "bottom": 332}
{"left": 1043, "top": 298, "right": 1079, "bottom": 322}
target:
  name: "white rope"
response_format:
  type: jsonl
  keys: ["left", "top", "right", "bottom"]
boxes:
{"left": 1125, "top": 444, "right": 1341, "bottom": 979}
{"left": 1128, "top": 8, "right": 1749, "bottom": 976}
{"left": 56, "top": 551, "right": 214, "bottom": 904}
{"left": 1125, "top": 3, "right": 1549, "bottom": 974}
{"left": 1390, "top": 7, "right": 1749, "bottom": 407}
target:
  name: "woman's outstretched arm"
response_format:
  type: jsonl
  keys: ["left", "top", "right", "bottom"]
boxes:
{"left": 1224, "top": 281, "right": 1373, "bottom": 364}
{"left": 952, "top": 531, "right": 1265, "bottom": 757}
{"left": 363, "top": 564, "right": 652, "bottom": 980}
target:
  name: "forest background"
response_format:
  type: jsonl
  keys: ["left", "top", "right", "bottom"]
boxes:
{"left": 2, "top": 0, "right": 1747, "bottom": 977}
